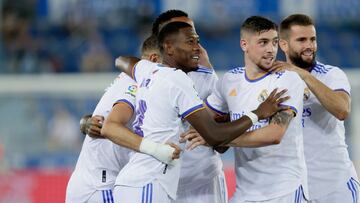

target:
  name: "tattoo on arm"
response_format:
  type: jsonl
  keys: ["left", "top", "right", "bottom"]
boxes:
{"left": 270, "top": 111, "right": 293, "bottom": 127}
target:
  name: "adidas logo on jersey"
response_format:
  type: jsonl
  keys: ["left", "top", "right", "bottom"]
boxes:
{"left": 229, "top": 88, "right": 237, "bottom": 96}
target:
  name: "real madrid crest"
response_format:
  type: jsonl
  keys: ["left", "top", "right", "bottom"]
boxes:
{"left": 258, "top": 89, "right": 269, "bottom": 102}
{"left": 303, "top": 87, "right": 311, "bottom": 101}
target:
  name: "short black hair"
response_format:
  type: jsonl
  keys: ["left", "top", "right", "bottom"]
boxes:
{"left": 241, "top": 16, "right": 278, "bottom": 38}
{"left": 280, "top": 14, "right": 315, "bottom": 39}
{"left": 141, "top": 35, "right": 158, "bottom": 57}
{"left": 152, "top": 10, "right": 188, "bottom": 35}
{"left": 157, "top": 21, "right": 192, "bottom": 54}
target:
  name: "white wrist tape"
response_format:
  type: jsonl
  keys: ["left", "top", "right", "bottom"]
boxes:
{"left": 245, "top": 111, "right": 258, "bottom": 125}
{"left": 139, "top": 139, "right": 176, "bottom": 165}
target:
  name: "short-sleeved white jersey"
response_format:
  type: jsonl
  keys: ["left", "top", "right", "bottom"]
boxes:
{"left": 206, "top": 67, "right": 308, "bottom": 201}
{"left": 115, "top": 60, "right": 204, "bottom": 199}
{"left": 178, "top": 67, "right": 224, "bottom": 192}
{"left": 302, "top": 62, "right": 357, "bottom": 199}
{"left": 68, "top": 73, "right": 136, "bottom": 197}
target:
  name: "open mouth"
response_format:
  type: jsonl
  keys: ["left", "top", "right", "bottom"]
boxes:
{"left": 263, "top": 56, "right": 274, "bottom": 63}
{"left": 192, "top": 55, "right": 200, "bottom": 61}
{"left": 301, "top": 50, "right": 314, "bottom": 57}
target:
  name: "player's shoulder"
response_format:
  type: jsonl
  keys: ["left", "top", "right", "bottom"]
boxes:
{"left": 221, "top": 66, "right": 245, "bottom": 81}
{"left": 271, "top": 70, "right": 304, "bottom": 86}
{"left": 165, "top": 69, "right": 195, "bottom": 90}
{"left": 311, "top": 61, "right": 340, "bottom": 74}
{"left": 227, "top": 66, "right": 245, "bottom": 75}
{"left": 193, "top": 65, "right": 214, "bottom": 74}
{"left": 105, "top": 72, "right": 135, "bottom": 92}
{"left": 311, "top": 61, "right": 348, "bottom": 79}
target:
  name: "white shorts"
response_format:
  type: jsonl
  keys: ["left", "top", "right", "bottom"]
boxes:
{"left": 66, "top": 172, "right": 115, "bottom": 203}
{"left": 114, "top": 181, "right": 171, "bottom": 203}
{"left": 308, "top": 177, "right": 359, "bottom": 203}
{"left": 66, "top": 187, "right": 114, "bottom": 203}
{"left": 172, "top": 173, "right": 228, "bottom": 203}
{"left": 230, "top": 186, "right": 307, "bottom": 203}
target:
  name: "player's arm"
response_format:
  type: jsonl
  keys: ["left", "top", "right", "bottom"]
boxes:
{"left": 101, "top": 102, "right": 142, "bottom": 151}
{"left": 101, "top": 102, "right": 181, "bottom": 164}
{"left": 79, "top": 114, "right": 104, "bottom": 138}
{"left": 183, "top": 108, "right": 291, "bottom": 149}
{"left": 115, "top": 56, "right": 140, "bottom": 79}
{"left": 184, "top": 89, "right": 289, "bottom": 147}
{"left": 299, "top": 72, "right": 349, "bottom": 120}
{"left": 227, "top": 109, "right": 293, "bottom": 147}
{"left": 272, "top": 61, "right": 350, "bottom": 120}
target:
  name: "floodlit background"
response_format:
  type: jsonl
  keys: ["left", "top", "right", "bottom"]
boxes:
{"left": 0, "top": 0, "right": 359, "bottom": 202}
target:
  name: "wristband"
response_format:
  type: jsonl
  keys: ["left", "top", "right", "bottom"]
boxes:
{"left": 139, "top": 139, "right": 176, "bottom": 165}
{"left": 245, "top": 111, "right": 258, "bottom": 125}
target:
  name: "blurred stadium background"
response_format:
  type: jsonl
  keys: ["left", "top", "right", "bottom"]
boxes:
{"left": 0, "top": 0, "right": 359, "bottom": 202}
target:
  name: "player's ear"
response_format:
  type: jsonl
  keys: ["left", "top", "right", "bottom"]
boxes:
{"left": 149, "top": 53, "right": 160, "bottom": 63}
{"left": 279, "top": 39, "right": 288, "bottom": 53}
{"left": 164, "top": 40, "right": 175, "bottom": 56}
{"left": 240, "top": 38, "right": 247, "bottom": 52}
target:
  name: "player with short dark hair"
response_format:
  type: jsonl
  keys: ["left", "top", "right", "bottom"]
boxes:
{"left": 113, "top": 21, "right": 290, "bottom": 203}
{"left": 206, "top": 16, "right": 309, "bottom": 202}
{"left": 272, "top": 13, "right": 359, "bottom": 203}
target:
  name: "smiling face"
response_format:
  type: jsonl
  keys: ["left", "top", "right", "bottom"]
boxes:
{"left": 171, "top": 27, "right": 200, "bottom": 71}
{"left": 241, "top": 29, "right": 279, "bottom": 70}
{"left": 281, "top": 25, "right": 317, "bottom": 69}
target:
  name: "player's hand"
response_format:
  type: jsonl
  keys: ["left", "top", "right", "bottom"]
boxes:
{"left": 167, "top": 143, "right": 182, "bottom": 160}
{"left": 271, "top": 61, "right": 308, "bottom": 79}
{"left": 140, "top": 139, "right": 181, "bottom": 165}
{"left": 199, "top": 44, "right": 213, "bottom": 69}
{"left": 180, "top": 129, "right": 208, "bottom": 150}
{"left": 253, "top": 88, "right": 290, "bottom": 120}
{"left": 86, "top": 115, "right": 104, "bottom": 138}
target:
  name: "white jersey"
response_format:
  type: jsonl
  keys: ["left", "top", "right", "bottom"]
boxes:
{"left": 206, "top": 67, "right": 308, "bottom": 201}
{"left": 178, "top": 67, "right": 223, "bottom": 192}
{"left": 67, "top": 73, "right": 136, "bottom": 200}
{"left": 302, "top": 62, "right": 358, "bottom": 199}
{"left": 115, "top": 60, "right": 204, "bottom": 199}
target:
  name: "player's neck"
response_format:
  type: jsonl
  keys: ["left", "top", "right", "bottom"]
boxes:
{"left": 245, "top": 62, "right": 269, "bottom": 80}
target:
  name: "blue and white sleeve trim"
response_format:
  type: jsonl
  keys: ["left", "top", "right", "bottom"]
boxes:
{"left": 114, "top": 99, "right": 135, "bottom": 112}
{"left": 205, "top": 99, "right": 227, "bottom": 115}
{"left": 181, "top": 104, "right": 205, "bottom": 119}
{"left": 334, "top": 88, "right": 351, "bottom": 96}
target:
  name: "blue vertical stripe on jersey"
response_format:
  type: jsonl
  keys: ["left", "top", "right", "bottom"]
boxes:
{"left": 294, "top": 186, "right": 301, "bottom": 203}
{"left": 146, "top": 184, "right": 149, "bottom": 203}
{"left": 108, "top": 190, "right": 114, "bottom": 203}
{"left": 102, "top": 190, "right": 106, "bottom": 203}
{"left": 351, "top": 178, "right": 359, "bottom": 203}
{"left": 142, "top": 185, "right": 145, "bottom": 203}
{"left": 347, "top": 179, "right": 356, "bottom": 203}
{"left": 149, "top": 183, "right": 153, "bottom": 203}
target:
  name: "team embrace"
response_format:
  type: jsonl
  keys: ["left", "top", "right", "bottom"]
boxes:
{"left": 66, "top": 10, "right": 359, "bottom": 203}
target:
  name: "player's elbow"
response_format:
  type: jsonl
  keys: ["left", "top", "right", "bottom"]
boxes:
{"left": 335, "top": 109, "right": 350, "bottom": 121}
{"left": 203, "top": 135, "right": 222, "bottom": 147}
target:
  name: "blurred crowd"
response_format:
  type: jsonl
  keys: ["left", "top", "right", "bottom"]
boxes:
{"left": 1, "top": 0, "right": 360, "bottom": 73}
